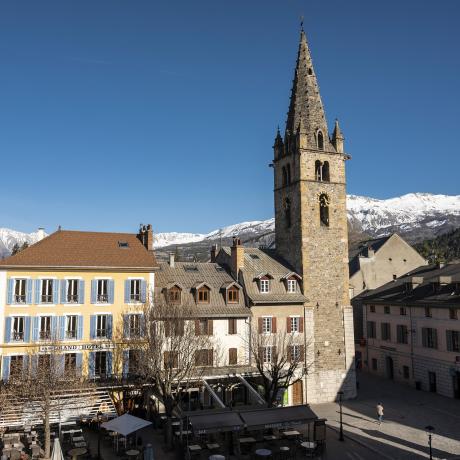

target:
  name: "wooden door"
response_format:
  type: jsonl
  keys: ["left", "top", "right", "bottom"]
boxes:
{"left": 292, "top": 380, "right": 303, "bottom": 405}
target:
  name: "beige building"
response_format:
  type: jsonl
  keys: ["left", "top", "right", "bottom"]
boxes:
{"left": 359, "top": 263, "right": 460, "bottom": 399}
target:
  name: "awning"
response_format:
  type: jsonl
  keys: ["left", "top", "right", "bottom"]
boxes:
{"left": 239, "top": 405, "right": 318, "bottom": 430}
{"left": 188, "top": 411, "right": 244, "bottom": 434}
{"left": 101, "top": 413, "right": 152, "bottom": 436}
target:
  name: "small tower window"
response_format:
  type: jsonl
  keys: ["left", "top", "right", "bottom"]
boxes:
{"left": 286, "top": 164, "right": 291, "bottom": 184}
{"left": 308, "top": 68, "right": 313, "bottom": 75}
{"left": 317, "top": 130, "right": 324, "bottom": 150}
{"left": 284, "top": 197, "right": 291, "bottom": 228}
{"left": 322, "top": 161, "right": 330, "bottom": 181}
{"left": 282, "top": 167, "right": 287, "bottom": 186}
{"left": 319, "top": 193, "right": 330, "bottom": 227}
{"left": 315, "top": 160, "right": 330, "bottom": 182}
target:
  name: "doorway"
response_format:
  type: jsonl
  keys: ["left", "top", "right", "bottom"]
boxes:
{"left": 292, "top": 380, "right": 303, "bottom": 405}
{"left": 453, "top": 371, "right": 460, "bottom": 399}
{"left": 428, "top": 371, "right": 437, "bottom": 393}
{"left": 385, "top": 356, "right": 394, "bottom": 380}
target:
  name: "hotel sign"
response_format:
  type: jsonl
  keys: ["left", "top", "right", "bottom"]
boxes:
{"left": 39, "top": 343, "right": 114, "bottom": 352}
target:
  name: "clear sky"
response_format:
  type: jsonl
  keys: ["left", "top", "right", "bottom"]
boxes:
{"left": 0, "top": 0, "right": 459, "bottom": 234}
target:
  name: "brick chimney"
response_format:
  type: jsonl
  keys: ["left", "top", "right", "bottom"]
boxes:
{"left": 210, "top": 244, "right": 217, "bottom": 263}
{"left": 169, "top": 253, "right": 175, "bottom": 268}
{"left": 138, "top": 224, "right": 154, "bottom": 251}
{"left": 231, "top": 237, "right": 244, "bottom": 280}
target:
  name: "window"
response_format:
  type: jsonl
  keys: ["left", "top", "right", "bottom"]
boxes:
{"left": 12, "top": 317, "right": 25, "bottom": 341}
{"left": 381, "top": 323, "right": 391, "bottom": 341}
{"left": 262, "top": 346, "right": 272, "bottom": 363}
{"left": 403, "top": 365, "right": 410, "bottom": 379}
{"left": 165, "top": 320, "right": 184, "bottom": 337}
{"left": 64, "top": 353, "right": 77, "bottom": 376}
{"left": 396, "top": 325, "right": 408, "bottom": 344}
{"left": 229, "top": 348, "right": 238, "bottom": 366}
{"left": 290, "top": 344, "right": 302, "bottom": 362}
{"left": 315, "top": 160, "right": 330, "bottom": 182}
{"left": 130, "top": 279, "right": 141, "bottom": 302}
{"left": 96, "top": 315, "right": 108, "bottom": 339}
{"left": 94, "top": 351, "right": 107, "bottom": 377}
{"left": 371, "top": 358, "right": 378, "bottom": 370}
{"left": 284, "top": 197, "right": 291, "bottom": 228}
{"left": 195, "top": 349, "right": 213, "bottom": 367}
{"left": 400, "top": 307, "right": 407, "bottom": 316}
{"left": 319, "top": 193, "right": 329, "bottom": 227}
{"left": 446, "top": 330, "right": 460, "bottom": 352}
{"left": 67, "top": 280, "right": 79, "bottom": 303}
{"left": 66, "top": 316, "right": 78, "bottom": 339}
{"left": 262, "top": 317, "right": 272, "bottom": 334}
{"left": 260, "top": 279, "right": 270, "bottom": 293}
{"left": 41, "top": 279, "right": 53, "bottom": 303}
{"left": 369, "top": 305, "right": 376, "bottom": 313}
{"left": 290, "top": 317, "right": 300, "bottom": 333}
{"left": 129, "top": 314, "right": 141, "bottom": 338}
{"left": 367, "top": 321, "right": 376, "bottom": 339}
{"left": 384, "top": 306, "right": 390, "bottom": 314}
{"left": 425, "top": 307, "right": 432, "bottom": 318}
{"left": 287, "top": 279, "right": 297, "bottom": 293}
{"left": 228, "top": 318, "right": 237, "bottom": 335}
{"left": 39, "top": 316, "right": 52, "bottom": 340}
{"left": 128, "top": 350, "right": 140, "bottom": 375}
{"left": 168, "top": 287, "right": 181, "bottom": 304}
{"left": 422, "top": 328, "right": 438, "bottom": 349}
{"left": 164, "top": 351, "right": 178, "bottom": 368}
{"left": 450, "top": 308, "right": 458, "bottom": 320}
{"left": 10, "top": 356, "right": 24, "bottom": 379}
{"left": 196, "top": 319, "right": 212, "bottom": 336}
{"left": 228, "top": 287, "right": 239, "bottom": 303}
{"left": 197, "top": 287, "right": 210, "bottom": 303}
{"left": 97, "top": 280, "right": 108, "bottom": 303}
{"left": 317, "top": 130, "right": 324, "bottom": 150}
{"left": 14, "top": 279, "right": 27, "bottom": 304}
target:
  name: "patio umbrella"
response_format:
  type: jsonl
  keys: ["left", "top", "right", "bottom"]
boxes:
{"left": 51, "top": 438, "right": 65, "bottom": 460}
{"left": 101, "top": 413, "right": 152, "bottom": 437}
{"left": 143, "top": 443, "right": 154, "bottom": 460}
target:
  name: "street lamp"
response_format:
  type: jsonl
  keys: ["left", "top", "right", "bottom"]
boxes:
{"left": 97, "top": 411, "right": 103, "bottom": 460}
{"left": 425, "top": 425, "right": 434, "bottom": 460}
{"left": 337, "top": 391, "right": 344, "bottom": 442}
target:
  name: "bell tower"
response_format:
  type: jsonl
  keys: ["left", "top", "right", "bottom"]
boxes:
{"left": 273, "top": 28, "right": 356, "bottom": 402}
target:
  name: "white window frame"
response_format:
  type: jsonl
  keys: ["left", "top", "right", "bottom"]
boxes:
{"left": 41, "top": 279, "right": 54, "bottom": 304}
{"left": 67, "top": 279, "right": 79, "bottom": 303}
{"left": 260, "top": 279, "right": 270, "bottom": 293}
{"left": 97, "top": 279, "right": 109, "bottom": 303}
{"left": 287, "top": 279, "right": 297, "bottom": 293}
{"left": 66, "top": 315, "right": 78, "bottom": 340}
{"left": 14, "top": 279, "right": 27, "bottom": 304}
{"left": 129, "top": 314, "right": 141, "bottom": 338}
{"left": 291, "top": 344, "right": 301, "bottom": 361}
{"left": 96, "top": 314, "right": 108, "bottom": 338}
{"left": 262, "top": 317, "right": 272, "bottom": 334}
{"left": 39, "top": 316, "right": 52, "bottom": 341}
{"left": 12, "top": 316, "right": 25, "bottom": 342}
{"left": 130, "top": 279, "right": 141, "bottom": 302}
{"left": 290, "top": 316, "right": 300, "bottom": 333}
{"left": 263, "top": 346, "right": 272, "bottom": 363}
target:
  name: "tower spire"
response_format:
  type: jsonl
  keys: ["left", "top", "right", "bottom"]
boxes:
{"left": 285, "top": 29, "right": 331, "bottom": 151}
{"left": 332, "top": 119, "right": 344, "bottom": 153}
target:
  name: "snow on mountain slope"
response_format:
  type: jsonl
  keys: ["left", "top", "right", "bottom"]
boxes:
{"left": 0, "top": 228, "right": 47, "bottom": 257}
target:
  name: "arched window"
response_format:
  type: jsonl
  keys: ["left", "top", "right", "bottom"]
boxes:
{"left": 284, "top": 197, "right": 291, "bottom": 228}
{"left": 322, "top": 161, "right": 330, "bottom": 182}
{"left": 282, "top": 167, "right": 287, "bottom": 186}
{"left": 317, "top": 130, "right": 324, "bottom": 150}
{"left": 308, "top": 68, "right": 313, "bottom": 75}
{"left": 286, "top": 164, "right": 291, "bottom": 184}
{"left": 319, "top": 193, "right": 330, "bottom": 227}
{"left": 315, "top": 160, "right": 322, "bottom": 181}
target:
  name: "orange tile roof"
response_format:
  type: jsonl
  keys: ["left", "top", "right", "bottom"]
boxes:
{"left": 0, "top": 230, "right": 158, "bottom": 270}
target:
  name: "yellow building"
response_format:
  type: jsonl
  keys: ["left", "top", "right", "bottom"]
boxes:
{"left": 0, "top": 225, "right": 158, "bottom": 382}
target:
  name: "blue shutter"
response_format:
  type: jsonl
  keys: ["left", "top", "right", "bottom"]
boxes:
{"left": 2, "top": 356, "right": 11, "bottom": 382}
{"left": 59, "top": 316, "right": 66, "bottom": 341}
{"left": 76, "top": 353, "right": 83, "bottom": 376}
{"left": 88, "top": 352, "right": 95, "bottom": 378}
{"left": 4, "top": 318, "right": 11, "bottom": 343}
{"left": 32, "top": 317, "right": 40, "bottom": 342}
{"left": 7, "top": 279, "right": 14, "bottom": 305}
{"left": 108, "top": 280, "right": 114, "bottom": 304}
{"left": 53, "top": 280, "right": 59, "bottom": 304}
{"left": 90, "top": 315, "right": 96, "bottom": 339}
{"left": 78, "top": 280, "right": 85, "bottom": 304}
{"left": 26, "top": 279, "right": 33, "bottom": 304}
{"left": 107, "top": 315, "right": 113, "bottom": 339}
{"left": 34, "top": 279, "right": 41, "bottom": 304}
{"left": 90, "top": 280, "right": 97, "bottom": 304}
{"left": 60, "top": 280, "right": 67, "bottom": 304}
{"left": 106, "top": 352, "right": 113, "bottom": 376}
{"left": 24, "top": 317, "right": 31, "bottom": 343}
{"left": 140, "top": 280, "right": 147, "bottom": 303}
{"left": 123, "top": 350, "right": 129, "bottom": 378}
{"left": 77, "top": 316, "right": 84, "bottom": 340}
{"left": 140, "top": 314, "right": 146, "bottom": 338}
{"left": 124, "top": 280, "right": 130, "bottom": 304}
{"left": 51, "top": 316, "right": 58, "bottom": 340}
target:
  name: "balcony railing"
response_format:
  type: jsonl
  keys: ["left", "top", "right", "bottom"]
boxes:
{"left": 129, "top": 328, "right": 141, "bottom": 338}
{"left": 14, "top": 295, "right": 26, "bottom": 304}
{"left": 41, "top": 294, "right": 53, "bottom": 303}
{"left": 97, "top": 294, "right": 108, "bottom": 303}
{"left": 96, "top": 329, "right": 107, "bottom": 339}
{"left": 12, "top": 331, "right": 24, "bottom": 341}
{"left": 39, "top": 331, "right": 51, "bottom": 340}
{"left": 66, "top": 330, "right": 77, "bottom": 340}
{"left": 67, "top": 294, "right": 79, "bottom": 303}
{"left": 130, "top": 293, "right": 141, "bottom": 302}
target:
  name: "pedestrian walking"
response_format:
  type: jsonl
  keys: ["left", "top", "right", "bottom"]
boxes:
{"left": 376, "top": 402, "right": 384, "bottom": 425}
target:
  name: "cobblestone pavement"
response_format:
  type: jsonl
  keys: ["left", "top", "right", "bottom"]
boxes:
{"left": 312, "top": 371, "right": 460, "bottom": 459}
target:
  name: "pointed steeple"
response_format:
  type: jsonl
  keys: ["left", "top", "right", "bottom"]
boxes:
{"left": 273, "top": 126, "right": 284, "bottom": 159}
{"left": 285, "top": 29, "right": 331, "bottom": 151}
{"left": 332, "top": 119, "right": 344, "bottom": 153}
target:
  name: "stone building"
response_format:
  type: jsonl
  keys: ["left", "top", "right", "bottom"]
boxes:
{"left": 359, "top": 263, "right": 460, "bottom": 399}
{"left": 270, "top": 28, "right": 356, "bottom": 402}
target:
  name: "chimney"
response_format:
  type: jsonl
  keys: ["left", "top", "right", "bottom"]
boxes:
{"left": 231, "top": 237, "right": 244, "bottom": 280}
{"left": 137, "top": 224, "right": 154, "bottom": 251}
{"left": 169, "top": 253, "right": 175, "bottom": 268}
{"left": 367, "top": 246, "right": 375, "bottom": 258}
{"left": 37, "top": 228, "right": 46, "bottom": 241}
{"left": 210, "top": 244, "right": 217, "bottom": 263}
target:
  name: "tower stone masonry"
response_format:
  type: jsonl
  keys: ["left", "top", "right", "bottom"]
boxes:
{"left": 273, "top": 29, "right": 356, "bottom": 402}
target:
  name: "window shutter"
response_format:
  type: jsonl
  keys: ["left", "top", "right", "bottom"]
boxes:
{"left": 123, "top": 315, "right": 130, "bottom": 339}
{"left": 229, "top": 348, "right": 237, "bottom": 365}
{"left": 381, "top": 323, "right": 385, "bottom": 340}
{"left": 7, "top": 279, "right": 14, "bottom": 305}
{"left": 258, "top": 347, "right": 264, "bottom": 363}
{"left": 34, "top": 279, "right": 41, "bottom": 304}
{"left": 106, "top": 352, "right": 113, "bottom": 376}
{"left": 299, "top": 317, "right": 304, "bottom": 333}
{"left": 287, "top": 317, "right": 292, "bottom": 333}
{"left": 124, "top": 280, "right": 130, "bottom": 304}
{"left": 90, "top": 315, "right": 96, "bottom": 340}
{"left": 60, "top": 280, "right": 67, "bottom": 304}
{"left": 258, "top": 318, "right": 263, "bottom": 333}
{"left": 53, "top": 280, "right": 59, "bottom": 304}
{"left": 447, "top": 331, "right": 453, "bottom": 352}
{"left": 32, "top": 317, "right": 39, "bottom": 342}
{"left": 24, "top": 317, "right": 31, "bottom": 343}
{"left": 78, "top": 280, "right": 84, "bottom": 303}
{"left": 2, "top": 356, "right": 11, "bottom": 382}
{"left": 75, "top": 353, "right": 83, "bottom": 376}
{"left": 88, "top": 352, "right": 95, "bottom": 378}
{"left": 51, "top": 316, "right": 58, "bottom": 340}
{"left": 26, "top": 279, "right": 33, "bottom": 304}
{"left": 77, "top": 316, "right": 83, "bottom": 340}
{"left": 208, "top": 320, "right": 213, "bottom": 336}
{"left": 107, "top": 315, "right": 113, "bottom": 339}
{"left": 272, "top": 317, "right": 277, "bottom": 333}
{"left": 108, "top": 280, "right": 115, "bottom": 304}
{"left": 140, "top": 314, "right": 146, "bottom": 338}
{"left": 287, "top": 345, "right": 293, "bottom": 363}
{"left": 123, "top": 350, "right": 129, "bottom": 378}
{"left": 208, "top": 349, "right": 214, "bottom": 366}
{"left": 59, "top": 316, "right": 66, "bottom": 341}
{"left": 90, "top": 280, "right": 97, "bottom": 304}
{"left": 4, "top": 317, "right": 12, "bottom": 343}
{"left": 195, "top": 320, "right": 200, "bottom": 336}
{"left": 272, "top": 346, "right": 277, "bottom": 361}
{"left": 141, "top": 280, "right": 147, "bottom": 303}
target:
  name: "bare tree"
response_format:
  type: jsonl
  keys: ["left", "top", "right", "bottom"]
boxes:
{"left": 249, "top": 328, "right": 310, "bottom": 407}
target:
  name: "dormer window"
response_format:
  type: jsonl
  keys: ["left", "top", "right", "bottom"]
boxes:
{"left": 168, "top": 286, "right": 181, "bottom": 304}
{"left": 260, "top": 278, "right": 270, "bottom": 293}
{"left": 197, "top": 287, "right": 210, "bottom": 303}
{"left": 228, "top": 287, "right": 239, "bottom": 303}
{"left": 287, "top": 279, "right": 297, "bottom": 293}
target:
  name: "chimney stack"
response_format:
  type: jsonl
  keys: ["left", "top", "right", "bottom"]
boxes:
{"left": 169, "top": 253, "right": 175, "bottom": 268}
{"left": 231, "top": 237, "right": 244, "bottom": 280}
{"left": 210, "top": 244, "right": 217, "bottom": 263}
{"left": 138, "top": 224, "right": 154, "bottom": 251}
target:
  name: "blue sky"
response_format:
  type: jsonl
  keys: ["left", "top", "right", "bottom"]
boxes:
{"left": 0, "top": 0, "right": 459, "bottom": 234}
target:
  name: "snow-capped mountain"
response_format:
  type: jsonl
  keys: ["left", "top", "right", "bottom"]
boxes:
{"left": 0, "top": 228, "right": 47, "bottom": 258}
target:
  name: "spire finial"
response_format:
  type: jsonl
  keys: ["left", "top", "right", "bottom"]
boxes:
{"left": 300, "top": 15, "right": 304, "bottom": 32}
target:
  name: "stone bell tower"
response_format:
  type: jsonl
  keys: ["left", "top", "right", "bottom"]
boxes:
{"left": 273, "top": 28, "right": 356, "bottom": 402}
